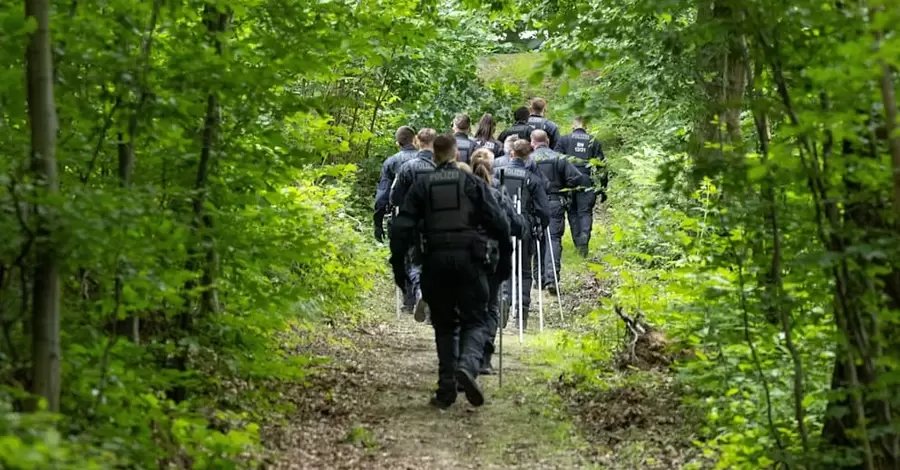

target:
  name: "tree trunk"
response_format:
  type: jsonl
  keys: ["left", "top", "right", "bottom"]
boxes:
{"left": 170, "top": 5, "right": 228, "bottom": 403}
{"left": 24, "top": 0, "right": 61, "bottom": 413}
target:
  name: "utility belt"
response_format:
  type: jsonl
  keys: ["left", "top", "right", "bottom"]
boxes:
{"left": 421, "top": 230, "right": 496, "bottom": 269}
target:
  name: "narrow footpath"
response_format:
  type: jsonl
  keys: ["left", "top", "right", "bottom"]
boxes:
{"left": 264, "top": 308, "right": 601, "bottom": 470}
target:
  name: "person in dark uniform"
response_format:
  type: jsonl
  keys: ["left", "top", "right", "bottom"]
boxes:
{"left": 474, "top": 113, "right": 503, "bottom": 158}
{"left": 453, "top": 114, "right": 478, "bottom": 164}
{"left": 526, "top": 98, "right": 561, "bottom": 149}
{"left": 390, "top": 135, "right": 513, "bottom": 409}
{"left": 374, "top": 126, "right": 418, "bottom": 243}
{"left": 498, "top": 139, "right": 549, "bottom": 331}
{"left": 390, "top": 128, "right": 438, "bottom": 321}
{"left": 554, "top": 116, "right": 606, "bottom": 257}
{"left": 497, "top": 107, "right": 535, "bottom": 144}
{"left": 529, "top": 130, "right": 585, "bottom": 292}
{"left": 494, "top": 134, "right": 542, "bottom": 181}
{"left": 469, "top": 149, "right": 525, "bottom": 375}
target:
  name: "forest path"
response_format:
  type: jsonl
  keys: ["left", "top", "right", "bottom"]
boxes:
{"left": 264, "top": 305, "right": 601, "bottom": 469}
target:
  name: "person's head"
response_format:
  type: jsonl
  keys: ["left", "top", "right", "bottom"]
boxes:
{"left": 513, "top": 106, "right": 530, "bottom": 123}
{"left": 530, "top": 129, "right": 549, "bottom": 148}
{"left": 433, "top": 133, "right": 458, "bottom": 165}
{"left": 529, "top": 98, "right": 547, "bottom": 116}
{"left": 503, "top": 135, "right": 518, "bottom": 154}
{"left": 396, "top": 126, "right": 415, "bottom": 148}
{"left": 471, "top": 150, "right": 494, "bottom": 184}
{"left": 457, "top": 162, "right": 472, "bottom": 174}
{"left": 511, "top": 139, "right": 533, "bottom": 160}
{"left": 474, "top": 113, "right": 497, "bottom": 141}
{"left": 417, "top": 128, "right": 437, "bottom": 150}
{"left": 453, "top": 114, "right": 471, "bottom": 134}
{"left": 573, "top": 116, "right": 586, "bottom": 130}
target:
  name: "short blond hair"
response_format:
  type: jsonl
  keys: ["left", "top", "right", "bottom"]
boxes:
{"left": 512, "top": 139, "right": 533, "bottom": 158}
{"left": 530, "top": 97, "right": 547, "bottom": 114}
{"left": 417, "top": 128, "right": 437, "bottom": 146}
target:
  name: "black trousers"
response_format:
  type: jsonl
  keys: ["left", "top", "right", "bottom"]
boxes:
{"left": 420, "top": 249, "right": 490, "bottom": 403}
{"left": 536, "top": 196, "right": 565, "bottom": 286}
{"left": 568, "top": 188, "right": 597, "bottom": 253}
{"left": 502, "top": 225, "right": 534, "bottom": 328}
{"left": 482, "top": 274, "right": 503, "bottom": 367}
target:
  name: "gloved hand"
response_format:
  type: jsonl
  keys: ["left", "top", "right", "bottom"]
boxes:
{"left": 391, "top": 258, "right": 409, "bottom": 294}
{"left": 533, "top": 225, "right": 544, "bottom": 241}
{"left": 373, "top": 212, "right": 385, "bottom": 242}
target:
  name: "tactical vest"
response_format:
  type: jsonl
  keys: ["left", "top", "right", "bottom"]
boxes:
{"left": 498, "top": 167, "right": 533, "bottom": 218}
{"left": 423, "top": 169, "right": 477, "bottom": 245}
{"left": 527, "top": 116, "right": 548, "bottom": 132}
{"left": 563, "top": 132, "right": 593, "bottom": 173}
{"left": 531, "top": 148, "right": 563, "bottom": 194}
{"left": 456, "top": 136, "right": 475, "bottom": 163}
{"left": 475, "top": 139, "right": 501, "bottom": 157}
{"left": 508, "top": 123, "right": 535, "bottom": 140}
{"left": 389, "top": 149, "right": 420, "bottom": 176}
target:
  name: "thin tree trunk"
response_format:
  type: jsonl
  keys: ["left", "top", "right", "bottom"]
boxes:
{"left": 24, "top": 0, "right": 61, "bottom": 413}
{"left": 171, "top": 5, "right": 228, "bottom": 403}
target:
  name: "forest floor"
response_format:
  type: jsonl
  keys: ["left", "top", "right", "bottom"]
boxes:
{"left": 261, "top": 280, "right": 707, "bottom": 469}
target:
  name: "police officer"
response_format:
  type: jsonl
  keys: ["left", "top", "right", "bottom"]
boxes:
{"left": 527, "top": 98, "right": 561, "bottom": 150}
{"left": 474, "top": 113, "right": 503, "bottom": 158}
{"left": 497, "top": 107, "right": 535, "bottom": 143}
{"left": 529, "top": 130, "right": 585, "bottom": 293}
{"left": 468, "top": 150, "right": 525, "bottom": 375}
{"left": 390, "top": 135, "right": 513, "bottom": 409}
{"left": 390, "top": 128, "right": 438, "bottom": 321}
{"left": 374, "top": 126, "right": 418, "bottom": 243}
{"left": 494, "top": 134, "right": 542, "bottom": 180}
{"left": 554, "top": 116, "right": 606, "bottom": 257}
{"left": 498, "top": 139, "right": 549, "bottom": 331}
{"left": 453, "top": 114, "right": 478, "bottom": 164}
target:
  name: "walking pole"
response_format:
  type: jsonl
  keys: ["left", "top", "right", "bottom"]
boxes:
{"left": 395, "top": 287, "right": 401, "bottom": 319}
{"left": 536, "top": 230, "right": 544, "bottom": 332}
{"left": 547, "top": 226, "right": 564, "bottom": 323}
{"left": 516, "top": 188, "right": 524, "bottom": 344}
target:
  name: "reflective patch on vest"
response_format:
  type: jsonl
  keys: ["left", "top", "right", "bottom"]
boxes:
{"left": 528, "top": 116, "right": 547, "bottom": 131}
{"left": 457, "top": 137, "right": 473, "bottom": 162}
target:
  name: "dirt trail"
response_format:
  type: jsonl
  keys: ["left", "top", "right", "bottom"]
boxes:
{"left": 265, "top": 314, "right": 600, "bottom": 470}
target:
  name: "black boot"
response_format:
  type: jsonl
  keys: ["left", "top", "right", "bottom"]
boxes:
{"left": 455, "top": 369, "right": 485, "bottom": 407}
{"left": 480, "top": 351, "right": 495, "bottom": 375}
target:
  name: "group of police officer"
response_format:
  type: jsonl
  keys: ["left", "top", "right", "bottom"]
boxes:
{"left": 372, "top": 98, "right": 606, "bottom": 409}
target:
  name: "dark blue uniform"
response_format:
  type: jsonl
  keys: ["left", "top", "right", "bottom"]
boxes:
{"left": 531, "top": 145, "right": 585, "bottom": 286}
{"left": 497, "top": 121, "right": 535, "bottom": 144}
{"left": 390, "top": 163, "right": 512, "bottom": 406}
{"left": 389, "top": 150, "right": 436, "bottom": 309}
{"left": 482, "top": 182, "right": 525, "bottom": 372}
{"left": 497, "top": 159, "right": 549, "bottom": 330}
{"left": 374, "top": 145, "right": 419, "bottom": 241}
{"left": 475, "top": 138, "right": 503, "bottom": 158}
{"left": 554, "top": 129, "right": 605, "bottom": 256}
{"left": 455, "top": 133, "right": 478, "bottom": 164}
{"left": 527, "top": 115, "right": 561, "bottom": 149}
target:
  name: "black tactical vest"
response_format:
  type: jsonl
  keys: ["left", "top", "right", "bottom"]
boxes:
{"left": 475, "top": 139, "right": 502, "bottom": 157}
{"left": 564, "top": 132, "right": 593, "bottom": 173}
{"left": 408, "top": 157, "right": 436, "bottom": 183}
{"left": 423, "top": 169, "right": 476, "bottom": 240}
{"left": 532, "top": 148, "right": 563, "bottom": 193}
{"left": 456, "top": 136, "right": 475, "bottom": 163}
{"left": 390, "top": 149, "right": 419, "bottom": 176}
{"left": 509, "top": 123, "right": 535, "bottom": 140}
{"left": 527, "top": 116, "right": 548, "bottom": 132}
{"left": 499, "top": 167, "right": 532, "bottom": 217}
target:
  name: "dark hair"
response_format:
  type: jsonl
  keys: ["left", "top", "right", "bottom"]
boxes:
{"left": 396, "top": 126, "right": 415, "bottom": 146}
{"left": 513, "top": 106, "right": 530, "bottom": 122}
{"left": 530, "top": 97, "right": 547, "bottom": 114}
{"left": 453, "top": 114, "right": 471, "bottom": 132}
{"left": 511, "top": 139, "right": 532, "bottom": 159}
{"left": 433, "top": 134, "right": 458, "bottom": 164}
{"left": 474, "top": 113, "right": 496, "bottom": 142}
